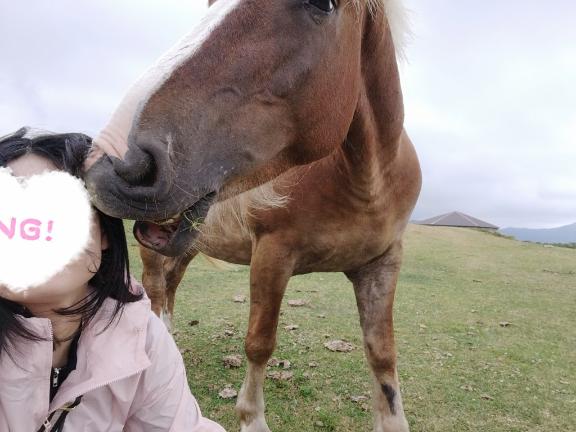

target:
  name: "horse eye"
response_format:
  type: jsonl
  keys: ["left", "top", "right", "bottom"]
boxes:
{"left": 308, "top": 0, "right": 335, "bottom": 13}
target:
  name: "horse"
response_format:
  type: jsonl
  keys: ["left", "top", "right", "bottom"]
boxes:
{"left": 84, "top": 1, "right": 421, "bottom": 431}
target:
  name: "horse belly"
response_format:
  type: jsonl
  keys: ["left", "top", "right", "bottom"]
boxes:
{"left": 293, "top": 220, "right": 398, "bottom": 274}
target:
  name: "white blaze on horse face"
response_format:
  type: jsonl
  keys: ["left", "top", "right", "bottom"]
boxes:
{"left": 90, "top": 0, "right": 245, "bottom": 168}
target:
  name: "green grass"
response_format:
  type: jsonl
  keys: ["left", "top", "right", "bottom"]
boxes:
{"left": 125, "top": 223, "right": 576, "bottom": 431}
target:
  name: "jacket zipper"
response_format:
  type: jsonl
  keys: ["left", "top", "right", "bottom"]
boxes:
{"left": 40, "top": 328, "right": 149, "bottom": 430}
{"left": 40, "top": 321, "right": 56, "bottom": 431}
{"left": 52, "top": 368, "right": 61, "bottom": 388}
{"left": 40, "top": 365, "right": 150, "bottom": 431}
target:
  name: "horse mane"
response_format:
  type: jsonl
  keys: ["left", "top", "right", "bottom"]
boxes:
{"left": 196, "top": 180, "right": 289, "bottom": 248}
{"left": 354, "top": 0, "right": 410, "bottom": 59}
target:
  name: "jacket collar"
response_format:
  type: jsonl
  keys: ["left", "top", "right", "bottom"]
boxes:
{"left": 0, "top": 296, "right": 152, "bottom": 413}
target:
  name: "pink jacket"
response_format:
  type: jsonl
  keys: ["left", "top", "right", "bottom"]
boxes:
{"left": 0, "top": 291, "right": 225, "bottom": 431}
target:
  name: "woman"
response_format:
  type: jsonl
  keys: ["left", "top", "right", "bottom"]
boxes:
{"left": 0, "top": 128, "right": 225, "bottom": 431}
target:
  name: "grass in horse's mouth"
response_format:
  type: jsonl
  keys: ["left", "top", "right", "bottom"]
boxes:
{"left": 133, "top": 191, "right": 216, "bottom": 250}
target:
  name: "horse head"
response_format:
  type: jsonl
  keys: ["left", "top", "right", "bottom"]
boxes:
{"left": 84, "top": 0, "right": 405, "bottom": 256}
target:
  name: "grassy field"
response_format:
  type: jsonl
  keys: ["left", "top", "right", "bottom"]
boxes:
{"left": 126, "top": 223, "right": 575, "bottom": 431}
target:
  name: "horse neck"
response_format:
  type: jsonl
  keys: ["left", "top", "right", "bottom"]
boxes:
{"left": 337, "top": 9, "right": 405, "bottom": 197}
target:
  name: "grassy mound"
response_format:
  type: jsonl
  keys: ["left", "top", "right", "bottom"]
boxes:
{"left": 126, "top": 223, "right": 575, "bottom": 431}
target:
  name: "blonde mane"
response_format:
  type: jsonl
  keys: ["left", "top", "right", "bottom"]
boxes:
{"left": 194, "top": 179, "right": 289, "bottom": 249}
{"left": 353, "top": 0, "right": 410, "bottom": 59}
{"left": 211, "top": 180, "right": 288, "bottom": 230}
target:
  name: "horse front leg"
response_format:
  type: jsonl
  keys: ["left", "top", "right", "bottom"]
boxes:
{"left": 345, "top": 242, "right": 410, "bottom": 432}
{"left": 236, "top": 241, "right": 294, "bottom": 432}
{"left": 139, "top": 245, "right": 167, "bottom": 318}
{"left": 162, "top": 249, "right": 199, "bottom": 329}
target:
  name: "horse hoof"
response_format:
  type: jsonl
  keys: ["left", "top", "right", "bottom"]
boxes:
{"left": 240, "top": 418, "right": 271, "bottom": 432}
{"left": 374, "top": 415, "right": 410, "bottom": 432}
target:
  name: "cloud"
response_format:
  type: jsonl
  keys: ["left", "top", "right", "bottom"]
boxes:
{"left": 403, "top": 0, "right": 576, "bottom": 228}
{"left": 0, "top": 0, "right": 208, "bottom": 134}
{"left": 0, "top": 0, "right": 574, "bottom": 228}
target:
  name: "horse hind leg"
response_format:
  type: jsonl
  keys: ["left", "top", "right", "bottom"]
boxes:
{"left": 345, "top": 242, "right": 410, "bottom": 432}
{"left": 236, "top": 241, "right": 295, "bottom": 432}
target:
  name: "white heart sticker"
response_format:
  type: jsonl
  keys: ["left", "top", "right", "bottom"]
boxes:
{"left": 0, "top": 167, "right": 92, "bottom": 292}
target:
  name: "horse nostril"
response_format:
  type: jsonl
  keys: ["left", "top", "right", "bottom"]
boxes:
{"left": 111, "top": 145, "right": 156, "bottom": 187}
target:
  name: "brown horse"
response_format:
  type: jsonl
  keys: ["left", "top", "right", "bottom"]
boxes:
{"left": 84, "top": 1, "right": 421, "bottom": 430}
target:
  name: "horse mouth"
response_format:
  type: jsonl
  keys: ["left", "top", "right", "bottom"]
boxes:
{"left": 133, "top": 191, "right": 216, "bottom": 255}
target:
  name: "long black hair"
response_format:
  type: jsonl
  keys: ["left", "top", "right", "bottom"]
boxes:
{"left": 0, "top": 127, "right": 142, "bottom": 359}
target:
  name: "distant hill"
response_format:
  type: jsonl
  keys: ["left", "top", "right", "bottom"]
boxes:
{"left": 500, "top": 222, "right": 576, "bottom": 244}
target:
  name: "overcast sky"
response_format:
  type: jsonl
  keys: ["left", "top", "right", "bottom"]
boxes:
{"left": 1, "top": 1, "right": 574, "bottom": 228}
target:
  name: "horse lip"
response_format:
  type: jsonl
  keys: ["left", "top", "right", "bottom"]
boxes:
{"left": 180, "top": 191, "right": 217, "bottom": 225}
{"left": 148, "top": 191, "right": 217, "bottom": 226}
{"left": 154, "top": 215, "right": 182, "bottom": 226}
{"left": 133, "top": 191, "right": 217, "bottom": 256}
